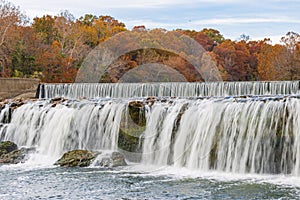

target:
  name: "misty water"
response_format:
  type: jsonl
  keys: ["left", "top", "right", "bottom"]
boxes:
{"left": 1, "top": 81, "right": 300, "bottom": 199}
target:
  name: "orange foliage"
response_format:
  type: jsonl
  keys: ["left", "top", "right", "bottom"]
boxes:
{"left": 1, "top": 1, "right": 299, "bottom": 82}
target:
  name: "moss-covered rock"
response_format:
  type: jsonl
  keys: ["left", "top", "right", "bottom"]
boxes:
{"left": 118, "top": 127, "right": 143, "bottom": 153}
{"left": 0, "top": 147, "right": 35, "bottom": 164}
{"left": 118, "top": 100, "right": 147, "bottom": 153}
{"left": 0, "top": 141, "right": 18, "bottom": 156}
{"left": 55, "top": 150, "right": 98, "bottom": 167}
{"left": 55, "top": 150, "right": 127, "bottom": 168}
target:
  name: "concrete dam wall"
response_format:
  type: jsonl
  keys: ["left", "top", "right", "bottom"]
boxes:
{"left": 0, "top": 78, "right": 40, "bottom": 99}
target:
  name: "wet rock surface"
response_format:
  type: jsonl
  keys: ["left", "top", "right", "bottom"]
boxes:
{"left": 0, "top": 141, "right": 18, "bottom": 156}
{"left": 0, "top": 141, "right": 35, "bottom": 164}
{"left": 55, "top": 150, "right": 127, "bottom": 168}
{"left": 55, "top": 150, "right": 98, "bottom": 167}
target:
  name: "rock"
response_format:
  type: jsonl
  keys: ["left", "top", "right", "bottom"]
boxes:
{"left": 128, "top": 101, "right": 146, "bottom": 126}
{"left": 55, "top": 150, "right": 98, "bottom": 167}
{"left": 146, "top": 96, "right": 156, "bottom": 106}
{"left": 118, "top": 101, "right": 146, "bottom": 153}
{"left": 129, "top": 100, "right": 144, "bottom": 108}
{"left": 92, "top": 151, "right": 127, "bottom": 167}
{"left": 0, "top": 141, "right": 18, "bottom": 156}
{"left": 118, "top": 128, "right": 142, "bottom": 153}
{"left": 111, "top": 152, "right": 127, "bottom": 167}
{"left": 0, "top": 147, "right": 35, "bottom": 164}
{"left": 51, "top": 97, "right": 66, "bottom": 108}
{"left": 10, "top": 99, "right": 25, "bottom": 110}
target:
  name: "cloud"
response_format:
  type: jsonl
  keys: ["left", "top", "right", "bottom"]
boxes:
{"left": 190, "top": 17, "right": 300, "bottom": 25}
{"left": 125, "top": 16, "right": 300, "bottom": 30}
{"left": 13, "top": 0, "right": 246, "bottom": 13}
{"left": 11, "top": 0, "right": 300, "bottom": 42}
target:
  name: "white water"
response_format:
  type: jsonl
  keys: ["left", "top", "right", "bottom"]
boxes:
{"left": 0, "top": 100, "right": 125, "bottom": 162}
{"left": 39, "top": 81, "right": 300, "bottom": 99}
{"left": 140, "top": 96, "right": 300, "bottom": 175}
{"left": 1, "top": 96, "right": 300, "bottom": 176}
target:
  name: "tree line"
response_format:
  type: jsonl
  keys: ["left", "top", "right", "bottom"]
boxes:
{"left": 0, "top": 0, "right": 299, "bottom": 82}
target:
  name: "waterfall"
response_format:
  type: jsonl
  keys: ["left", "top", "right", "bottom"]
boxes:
{"left": 38, "top": 81, "right": 300, "bottom": 99}
{"left": 139, "top": 96, "right": 300, "bottom": 175}
{"left": 2, "top": 79, "right": 300, "bottom": 175}
{"left": 0, "top": 100, "right": 125, "bottom": 158}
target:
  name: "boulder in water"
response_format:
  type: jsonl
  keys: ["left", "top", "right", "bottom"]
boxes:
{"left": 0, "top": 141, "right": 18, "bottom": 156}
{"left": 0, "top": 147, "right": 35, "bottom": 164}
{"left": 55, "top": 150, "right": 98, "bottom": 167}
{"left": 55, "top": 150, "right": 127, "bottom": 168}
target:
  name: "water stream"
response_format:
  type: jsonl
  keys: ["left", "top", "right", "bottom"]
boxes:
{"left": 1, "top": 81, "right": 300, "bottom": 199}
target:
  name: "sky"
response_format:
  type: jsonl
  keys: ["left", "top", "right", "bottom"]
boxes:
{"left": 12, "top": 0, "right": 300, "bottom": 43}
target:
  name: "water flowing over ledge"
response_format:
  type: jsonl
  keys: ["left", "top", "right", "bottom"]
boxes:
{"left": 38, "top": 81, "right": 300, "bottom": 99}
{"left": 1, "top": 96, "right": 300, "bottom": 175}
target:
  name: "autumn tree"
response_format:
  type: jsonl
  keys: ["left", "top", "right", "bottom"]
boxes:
{"left": 0, "top": 0, "right": 26, "bottom": 77}
{"left": 256, "top": 42, "right": 289, "bottom": 80}
{"left": 10, "top": 26, "right": 40, "bottom": 77}
{"left": 201, "top": 28, "right": 225, "bottom": 44}
{"left": 281, "top": 32, "right": 300, "bottom": 80}
{"left": 213, "top": 39, "right": 256, "bottom": 81}
{"left": 32, "top": 15, "right": 57, "bottom": 45}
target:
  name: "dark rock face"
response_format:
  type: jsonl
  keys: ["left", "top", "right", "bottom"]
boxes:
{"left": 118, "top": 100, "right": 147, "bottom": 153}
{"left": 0, "top": 141, "right": 18, "bottom": 156}
{"left": 55, "top": 150, "right": 98, "bottom": 167}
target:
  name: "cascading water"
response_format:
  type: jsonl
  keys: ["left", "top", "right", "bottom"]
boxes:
{"left": 1, "top": 94, "right": 300, "bottom": 175}
{"left": 2, "top": 81, "right": 300, "bottom": 199}
{"left": 141, "top": 96, "right": 300, "bottom": 175}
{"left": 38, "top": 81, "right": 300, "bottom": 99}
{"left": 0, "top": 99, "right": 125, "bottom": 161}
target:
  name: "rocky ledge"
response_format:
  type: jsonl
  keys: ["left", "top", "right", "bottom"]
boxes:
{"left": 55, "top": 150, "right": 127, "bottom": 168}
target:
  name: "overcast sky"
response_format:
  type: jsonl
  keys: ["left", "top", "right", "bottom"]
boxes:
{"left": 13, "top": 0, "right": 300, "bottom": 43}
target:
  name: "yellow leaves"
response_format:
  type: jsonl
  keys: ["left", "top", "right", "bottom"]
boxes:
{"left": 51, "top": 40, "right": 61, "bottom": 49}
{"left": 218, "top": 40, "right": 235, "bottom": 51}
{"left": 256, "top": 43, "right": 289, "bottom": 80}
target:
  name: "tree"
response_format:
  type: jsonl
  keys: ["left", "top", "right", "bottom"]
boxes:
{"left": 0, "top": 0, "right": 26, "bottom": 77}
{"left": 78, "top": 14, "right": 98, "bottom": 26}
{"left": 92, "top": 15, "right": 126, "bottom": 42}
{"left": 201, "top": 28, "right": 225, "bottom": 44}
{"left": 11, "top": 26, "right": 38, "bottom": 77}
{"left": 239, "top": 34, "right": 250, "bottom": 42}
{"left": 213, "top": 40, "right": 255, "bottom": 81}
{"left": 281, "top": 32, "right": 300, "bottom": 79}
{"left": 32, "top": 15, "right": 57, "bottom": 45}
{"left": 256, "top": 42, "right": 290, "bottom": 80}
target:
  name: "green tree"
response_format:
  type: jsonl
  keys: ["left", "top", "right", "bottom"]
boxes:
{"left": 201, "top": 28, "right": 225, "bottom": 44}
{"left": 0, "top": 0, "right": 26, "bottom": 77}
{"left": 32, "top": 15, "right": 57, "bottom": 45}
